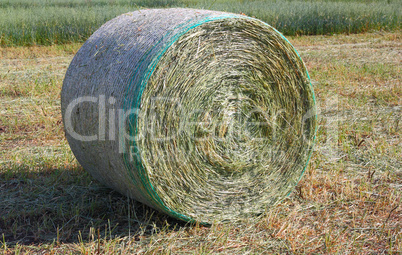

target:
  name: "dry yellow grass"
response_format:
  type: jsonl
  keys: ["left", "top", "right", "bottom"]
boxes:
{"left": 0, "top": 32, "right": 401, "bottom": 254}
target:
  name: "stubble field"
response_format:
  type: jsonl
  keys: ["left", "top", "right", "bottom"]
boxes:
{"left": 0, "top": 31, "right": 400, "bottom": 254}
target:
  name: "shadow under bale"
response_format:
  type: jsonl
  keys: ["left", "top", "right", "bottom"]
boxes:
{"left": 0, "top": 164, "right": 186, "bottom": 246}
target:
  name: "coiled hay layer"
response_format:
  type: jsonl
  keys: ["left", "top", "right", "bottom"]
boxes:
{"left": 61, "top": 8, "right": 317, "bottom": 223}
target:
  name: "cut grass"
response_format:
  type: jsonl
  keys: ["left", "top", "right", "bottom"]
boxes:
{"left": 0, "top": 31, "right": 401, "bottom": 253}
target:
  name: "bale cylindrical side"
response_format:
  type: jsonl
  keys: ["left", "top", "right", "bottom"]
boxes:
{"left": 61, "top": 8, "right": 317, "bottom": 223}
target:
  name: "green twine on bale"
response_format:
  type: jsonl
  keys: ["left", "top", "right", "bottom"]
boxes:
{"left": 61, "top": 8, "right": 317, "bottom": 224}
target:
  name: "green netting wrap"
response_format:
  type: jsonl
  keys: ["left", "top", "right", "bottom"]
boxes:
{"left": 61, "top": 8, "right": 317, "bottom": 223}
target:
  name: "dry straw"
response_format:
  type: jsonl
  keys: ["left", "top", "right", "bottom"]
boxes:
{"left": 61, "top": 8, "right": 317, "bottom": 223}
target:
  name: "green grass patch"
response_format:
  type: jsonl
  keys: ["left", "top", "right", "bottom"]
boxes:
{"left": 0, "top": 0, "right": 401, "bottom": 46}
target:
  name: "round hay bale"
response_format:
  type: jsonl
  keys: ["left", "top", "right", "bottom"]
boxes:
{"left": 61, "top": 8, "right": 317, "bottom": 223}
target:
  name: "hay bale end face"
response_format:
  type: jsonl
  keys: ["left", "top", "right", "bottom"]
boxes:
{"left": 61, "top": 8, "right": 317, "bottom": 223}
